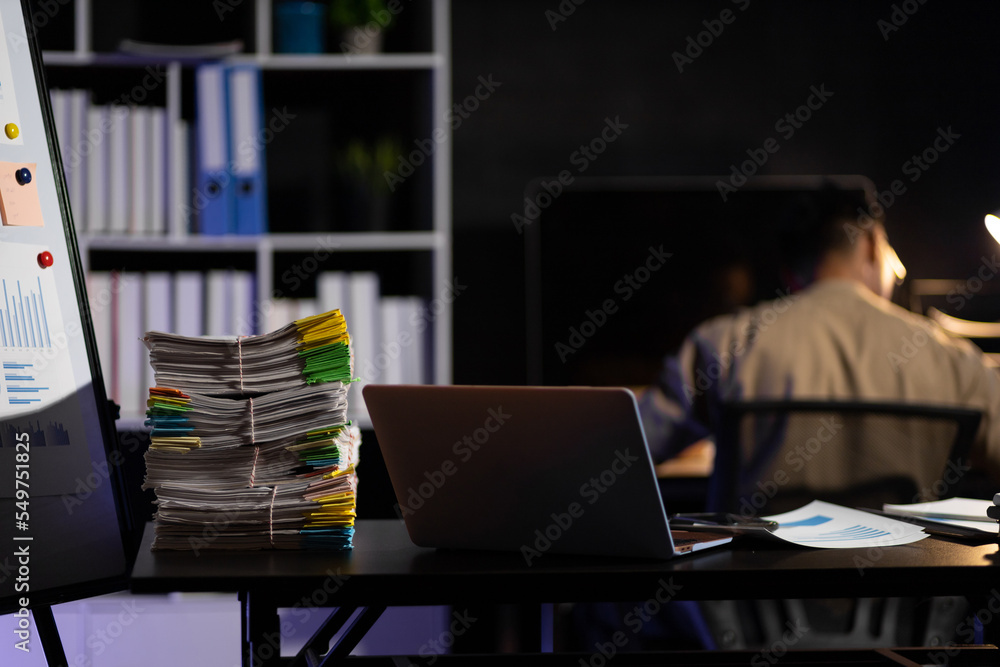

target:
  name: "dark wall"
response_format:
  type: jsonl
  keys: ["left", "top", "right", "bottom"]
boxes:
{"left": 451, "top": 0, "right": 1000, "bottom": 384}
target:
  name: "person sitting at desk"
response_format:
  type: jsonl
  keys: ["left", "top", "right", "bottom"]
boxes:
{"left": 639, "top": 185, "right": 1000, "bottom": 497}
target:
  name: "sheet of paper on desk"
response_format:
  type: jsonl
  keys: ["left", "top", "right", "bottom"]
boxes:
{"left": 883, "top": 497, "right": 993, "bottom": 523}
{"left": 762, "top": 500, "right": 928, "bottom": 548}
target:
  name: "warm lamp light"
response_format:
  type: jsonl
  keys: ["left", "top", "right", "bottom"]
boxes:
{"left": 887, "top": 244, "right": 907, "bottom": 283}
{"left": 986, "top": 212, "right": 1000, "bottom": 245}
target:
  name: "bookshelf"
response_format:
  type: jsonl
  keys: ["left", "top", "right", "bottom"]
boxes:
{"left": 34, "top": 0, "right": 453, "bottom": 427}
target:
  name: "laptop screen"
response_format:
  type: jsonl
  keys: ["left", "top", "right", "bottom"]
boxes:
{"left": 365, "top": 384, "right": 689, "bottom": 561}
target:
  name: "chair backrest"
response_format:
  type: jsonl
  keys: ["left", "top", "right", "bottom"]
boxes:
{"left": 709, "top": 400, "right": 983, "bottom": 515}
{"left": 927, "top": 307, "right": 1000, "bottom": 338}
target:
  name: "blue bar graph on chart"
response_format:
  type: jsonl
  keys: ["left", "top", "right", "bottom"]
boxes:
{"left": 3, "top": 361, "right": 50, "bottom": 406}
{"left": 1, "top": 277, "right": 55, "bottom": 407}
{"left": 1, "top": 276, "right": 52, "bottom": 349}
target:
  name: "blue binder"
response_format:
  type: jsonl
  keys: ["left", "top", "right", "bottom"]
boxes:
{"left": 195, "top": 63, "right": 234, "bottom": 235}
{"left": 228, "top": 64, "right": 268, "bottom": 235}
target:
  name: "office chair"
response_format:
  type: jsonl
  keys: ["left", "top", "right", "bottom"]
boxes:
{"left": 709, "top": 399, "right": 983, "bottom": 515}
{"left": 926, "top": 308, "right": 1000, "bottom": 365}
{"left": 702, "top": 399, "right": 985, "bottom": 650}
{"left": 927, "top": 307, "right": 1000, "bottom": 339}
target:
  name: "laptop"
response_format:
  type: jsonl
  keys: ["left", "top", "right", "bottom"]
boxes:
{"left": 363, "top": 384, "right": 731, "bottom": 561}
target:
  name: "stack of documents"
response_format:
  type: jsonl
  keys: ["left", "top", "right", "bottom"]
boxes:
{"left": 144, "top": 310, "right": 353, "bottom": 394}
{"left": 143, "top": 384, "right": 349, "bottom": 451}
{"left": 148, "top": 432, "right": 359, "bottom": 551}
{"left": 141, "top": 309, "right": 361, "bottom": 551}
{"left": 144, "top": 416, "right": 358, "bottom": 488}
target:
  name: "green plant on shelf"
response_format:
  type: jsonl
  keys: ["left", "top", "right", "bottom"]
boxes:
{"left": 338, "top": 137, "right": 401, "bottom": 230}
{"left": 340, "top": 137, "right": 399, "bottom": 193}
{"left": 330, "top": 0, "right": 394, "bottom": 54}
{"left": 329, "top": 0, "right": 393, "bottom": 29}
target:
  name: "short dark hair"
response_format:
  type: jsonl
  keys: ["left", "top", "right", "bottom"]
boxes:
{"left": 778, "top": 183, "right": 885, "bottom": 285}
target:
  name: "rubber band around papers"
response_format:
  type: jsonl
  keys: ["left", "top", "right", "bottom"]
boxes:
{"left": 249, "top": 445, "right": 260, "bottom": 488}
{"left": 249, "top": 396, "right": 256, "bottom": 445}
{"left": 237, "top": 335, "right": 246, "bottom": 393}
{"left": 269, "top": 486, "right": 277, "bottom": 547}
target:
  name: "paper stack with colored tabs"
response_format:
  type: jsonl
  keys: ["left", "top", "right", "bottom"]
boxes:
{"left": 144, "top": 384, "right": 349, "bottom": 450}
{"left": 140, "top": 309, "right": 361, "bottom": 551}
{"left": 143, "top": 309, "right": 354, "bottom": 395}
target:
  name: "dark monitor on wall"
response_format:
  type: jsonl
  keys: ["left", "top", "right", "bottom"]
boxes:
{"left": 524, "top": 175, "right": 877, "bottom": 388}
{"left": 0, "top": 0, "right": 132, "bottom": 616}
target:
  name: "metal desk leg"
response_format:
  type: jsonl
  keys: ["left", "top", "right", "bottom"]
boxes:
{"left": 289, "top": 606, "right": 356, "bottom": 667}
{"left": 541, "top": 603, "right": 554, "bottom": 653}
{"left": 240, "top": 592, "right": 249, "bottom": 667}
{"left": 288, "top": 605, "right": 388, "bottom": 667}
{"left": 34, "top": 605, "right": 68, "bottom": 667}
{"left": 314, "top": 606, "right": 387, "bottom": 667}
{"left": 241, "top": 590, "right": 282, "bottom": 667}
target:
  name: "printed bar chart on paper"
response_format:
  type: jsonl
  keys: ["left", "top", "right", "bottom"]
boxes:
{"left": 762, "top": 500, "right": 928, "bottom": 548}
{"left": 2, "top": 360, "right": 51, "bottom": 406}
{"left": 0, "top": 242, "right": 92, "bottom": 494}
{"left": 1, "top": 276, "right": 52, "bottom": 349}
{"left": 0, "top": 243, "right": 74, "bottom": 418}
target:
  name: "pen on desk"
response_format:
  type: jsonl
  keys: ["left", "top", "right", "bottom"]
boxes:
{"left": 670, "top": 512, "right": 778, "bottom": 529}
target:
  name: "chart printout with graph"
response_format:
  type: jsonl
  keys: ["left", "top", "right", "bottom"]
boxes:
{"left": 0, "top": 242, "right": 70, "bottom": 414}
{"left": 0, "top": 242, "right": 92, "bottom": 497}
{"left": 0, "top": 0, "right": 129, "bottom": 614}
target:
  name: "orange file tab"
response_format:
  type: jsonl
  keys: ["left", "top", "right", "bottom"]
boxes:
{"left": 0, "top": 161, "right": 43, "bottom": 226}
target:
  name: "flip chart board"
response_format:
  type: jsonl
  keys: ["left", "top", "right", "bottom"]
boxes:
{"left": 0, "top": 0, "right": 131, "bottom": 616}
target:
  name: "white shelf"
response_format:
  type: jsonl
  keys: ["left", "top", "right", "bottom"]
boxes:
{"left": 43, "top": 51, "right": 446, "bottom": 71}
{"left": 79, "top": 231, "right": 447, "bottom": 253}
{"left": 232, "top": 53, "right": 446, "bottom": 71}
{"left": 80, "top": 235, "right": 261, "bottom": 252}
{"left": 267, "top": 231, "right": 447, "bottom": 252}
{"left": 42, "top": 51, "right": 207, "bottom": 66}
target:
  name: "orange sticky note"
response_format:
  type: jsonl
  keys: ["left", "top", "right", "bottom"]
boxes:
{"left": 0, "top": 162, "right": 43, "bottom": 227}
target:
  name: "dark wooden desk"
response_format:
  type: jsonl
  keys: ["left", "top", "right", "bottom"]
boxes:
{"left": 130, "top": 520, "right": 1000, "bottom": 666}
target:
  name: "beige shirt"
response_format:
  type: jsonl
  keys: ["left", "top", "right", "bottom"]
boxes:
{"left": 640, "top": 279, "right": 1000, "bottom": 491}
